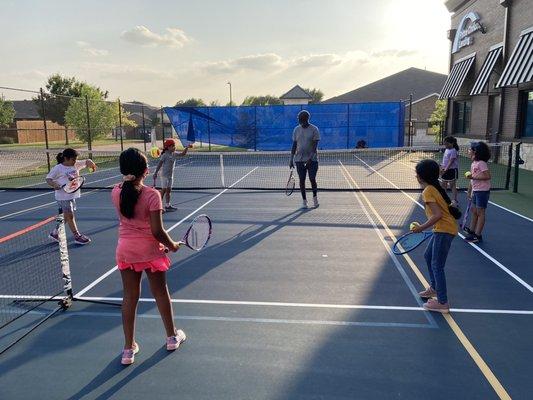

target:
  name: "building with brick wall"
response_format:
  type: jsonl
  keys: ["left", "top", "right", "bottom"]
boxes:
{"left": 441, "top": 0, "right": 533, "bottom": 151}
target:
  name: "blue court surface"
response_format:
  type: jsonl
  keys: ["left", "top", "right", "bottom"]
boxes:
{"left": 0, "top": 168, "right": 532, "bottom": 399}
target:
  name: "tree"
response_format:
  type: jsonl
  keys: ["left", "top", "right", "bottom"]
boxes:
{"left": 176, "top": 98, "right": 206, "bottom": 107}
{"left": 209, "top": 100, "right": 220, "bottom": 107}
{"left": 429, "top": 99, "right": 447, "bottom": 142}
{"left": 241, "top": 95, "right": 282, "bottom": 106}
{"left": 0, "top": 97, "right": 15, "bottom": 128}
{"left": 34, "top": 74, "right": 108, "bottom": 125}
{"left": 65, "top": 84, "right": 135, "bottom": 143}
{"left": 304, "top": 88, "right": 324, "bottom": 104}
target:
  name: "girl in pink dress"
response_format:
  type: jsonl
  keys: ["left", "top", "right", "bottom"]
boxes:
{"left": 111, "top": 148, "right": 186, "bottom": 365}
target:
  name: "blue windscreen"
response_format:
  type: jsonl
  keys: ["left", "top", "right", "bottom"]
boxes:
{"left": 164, "top": 102, "right": 404, "bottom": 150}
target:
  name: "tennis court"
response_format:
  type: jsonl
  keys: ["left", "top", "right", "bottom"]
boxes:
{"left": 0, "top": 149, "right": 532, "bottom": 399}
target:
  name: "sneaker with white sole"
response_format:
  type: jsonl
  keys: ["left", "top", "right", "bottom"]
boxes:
{"left": 301, "top": 200, "right": 308, "bottom": 209}
{"left": 48, "top": 231, "right": 60, "bottom": 243}
{"left": 166, "top": 329, "right": 186, "bottom": 351}
{"left": 418, "top": 287, "right": 437, "bottom": 299}
{"left": 74, "top": 233, "right": 91, "bottom": 245}
{"left": 121, "top": 342, "right": 140, "bottom": 365}
{"left": 423, "top": 298, "right": 450, "bottom": 313}
{"left": 165, "top": 204, "right": 178, "bottom": 211}
{"left": 312, "top": 196, "right": 319, "bottom": 208}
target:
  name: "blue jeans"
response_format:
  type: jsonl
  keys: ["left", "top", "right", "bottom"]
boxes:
{"left": 424, "top": 233, "right": 454, "bottom": 304}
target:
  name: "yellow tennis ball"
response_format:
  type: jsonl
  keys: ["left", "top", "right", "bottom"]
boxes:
{"left": 410, "top": 222, "right": 420, "bottom": 231}
{"left": 464, "top": 171, "right": 472, "bottom": 178}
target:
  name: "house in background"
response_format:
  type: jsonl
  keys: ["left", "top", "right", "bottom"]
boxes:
{"left": 0, "top": 100, "right": 75, "bottom": 144}
{"left": 323, "top": 67, "right": 448, "bottom": 144}
{"left": 280, "top": 85, "right": 313, "bottom": 105}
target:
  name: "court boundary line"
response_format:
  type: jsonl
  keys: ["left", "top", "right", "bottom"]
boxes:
{"left": 73, "top": 296, "right": 533, "bottom": 315}
{"left": 340, "top": 161, "right": 512, "bottom": 400}
{"left": 74, "top": 167, "right": 259, "bottom": 298}
{"left": 357, "top": 155, "right": 533, "bottom": 293}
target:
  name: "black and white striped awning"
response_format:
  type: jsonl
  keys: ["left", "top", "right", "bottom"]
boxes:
{"left": 471, "top": 44, "right": 503, "bottom": 95}
{"left": 497, "top": 27, "right": 533, "bottom": 87}
{"left": 439, "top": 53, "right": 476, "bottom": 99}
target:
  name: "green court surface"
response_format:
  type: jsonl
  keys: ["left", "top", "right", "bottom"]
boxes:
{"left": 491, "top": 167, "right": 533, "bottom": 219}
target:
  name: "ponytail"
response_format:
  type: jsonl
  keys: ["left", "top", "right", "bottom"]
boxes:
{"left": 444, "top": 136, "right": 459, "bottom": 151}
{"left": 118, "top": 148, "right": 148, "bottom": 219}
{"left": 56, "top": 148, "right": 78, "bottom": 164}
{"left": 416, "top": 159, "right": 462, "bottom": 220}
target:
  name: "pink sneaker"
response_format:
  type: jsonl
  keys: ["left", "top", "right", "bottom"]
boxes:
{"left": 166, "top": 329, "right": 186, "bottom": 351}
{"left": 423, "top": 298, "right": 450, "bottom": 313}
{"left": 48, "top": 231, "right": 60, "bottom": 243}
{"left": 74, "top": 233, "right": 91, "bottom": 245}
{"left": 121, "top": 342, "right": 140, "bottom": 365}
{"left": 418, "top": 287, "right": 437, "bottom": 299}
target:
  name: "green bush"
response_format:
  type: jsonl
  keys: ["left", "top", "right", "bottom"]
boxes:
{"left": 0, "top": 136, "right": 14, "bottom": 144}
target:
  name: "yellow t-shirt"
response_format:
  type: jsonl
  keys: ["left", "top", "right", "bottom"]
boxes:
{"left": 422, "top": 186, "right": 458, "bottom": 235}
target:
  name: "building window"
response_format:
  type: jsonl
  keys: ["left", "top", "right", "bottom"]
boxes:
{"left": 521, "top": 91, "right": 533, "bottom": 137}
{"left": 454, "top": 100, "right": 472, "bottom": 134}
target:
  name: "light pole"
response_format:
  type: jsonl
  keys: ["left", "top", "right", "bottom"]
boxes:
{"left": 227, "top": 81, "right": 232, "bottom": 106}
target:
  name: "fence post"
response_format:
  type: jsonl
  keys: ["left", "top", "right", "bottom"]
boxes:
{"left": 346, "top": 103, "right": 350, "bottom": 149}
{"left": 118, "top": 99, "right": 124, "bottom": 152}
{"left": 39, "top": 88, "right": 51, "bottom": 171}
{"left": 513, "top": 142, "right": 523, "bottom": 193}
{"left": 254, "top": 106, "right": 257, "bottom": 151}
{"left": 141, "top": 103, "right": 147, "bottom": 152}
{"left": 84, "top": 95, "right": 92, "bottom": 157}
{"left": 408, "top": 93, "right": 413, "bottom": 147}
{"left": 207, "top": 107, "right": 211, "bottom": 152}
{"left": 160, "top": 107, "right": 165, "bottom": 143}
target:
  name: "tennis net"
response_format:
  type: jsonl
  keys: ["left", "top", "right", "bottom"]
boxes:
{"left": 0, "top": 215, "right": 71, "bottom": 354}
{"left": 0, "top": 142, "right": 513, "bottom": 191}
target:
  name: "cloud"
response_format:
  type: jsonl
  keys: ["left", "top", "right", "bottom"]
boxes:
{"left": 371, "top": 49, "right": 418, "bottom": 58}
{"left": 121, "top": 26, "right": 190, "bottom": 48}
{"left": 81, "top": 62, "right": 173, "bottom": 81}
{"left": 76, "top": 41, "right": 109, "bottom": 57}
{"left": 291, "top": 54, "right": 342, "bottom": 68}
{"left": 199, "top": 53, "right": 283, "bottom": 74}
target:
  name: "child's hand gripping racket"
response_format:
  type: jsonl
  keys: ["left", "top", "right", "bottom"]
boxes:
{"left": 165, "top": 214, "right": 212, "bottom": 253}
{"left": 392, "top": 222, "right": 433, "bottom": 255}
{"left": 286, "top": 168, "right": 295, "bottom": 196}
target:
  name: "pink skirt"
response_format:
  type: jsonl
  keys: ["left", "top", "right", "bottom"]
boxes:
{"left": 117, "top": 256, "right": 171, "bottom": 273}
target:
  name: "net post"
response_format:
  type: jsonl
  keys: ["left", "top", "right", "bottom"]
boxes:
{"left": 118, "top": 98, "right": 124, "bottom": 152}
{"left": 160, "top": 106, "right": 165, "bottom": 143}
{"left": 219, "top": 154, "right": 225, "bottom": 187}
{"left": 39, "top": 88, "right": 51, "bottom": 172}
{"left": 141, "top": 103, "right": 147, "bottom": 152}
{"left": 85, "top": 95, "right": 93, "bottom": 159}
{"left": 57, "top": 214, "right": 73, "bottom": 306}
{"left": 505, "top": 142, "right": 513, "bottom": 190}
{"left": 513, "top": 142, "right": 522, "bottom": 193}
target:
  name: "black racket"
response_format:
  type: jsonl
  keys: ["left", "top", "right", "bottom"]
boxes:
{"left": 166, "top": 214, "right": 212, "bottom": 252}
{"left": 392, "top": 231, "right": 433, "bottom": 255}
{"left": 286, "top": 168, "right": 295, "bottom": 196}
{"left": 62, "top": 176, "right": 85, "bottom": 194}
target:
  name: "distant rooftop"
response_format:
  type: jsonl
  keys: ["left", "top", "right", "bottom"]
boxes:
{"left": 280, "top": 85, "right": 313, "bottom": 100}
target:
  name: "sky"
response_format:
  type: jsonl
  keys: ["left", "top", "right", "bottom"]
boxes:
{"left": 0, "top": 0, "right": 451, "bottom": 106}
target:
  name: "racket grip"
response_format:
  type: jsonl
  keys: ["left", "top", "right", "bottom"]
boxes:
{"left": 164, "top": 241, "right": 184, "bottom": 253}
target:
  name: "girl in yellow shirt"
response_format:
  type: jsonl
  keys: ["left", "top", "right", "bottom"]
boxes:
{"left": 412, "top": 159, "right": 461, "bottom": 313}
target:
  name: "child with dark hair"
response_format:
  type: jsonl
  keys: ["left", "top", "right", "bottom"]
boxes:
{"left": 45, "top": 148, "right": 96, "bottom": 245}
{"left": 153, "top": 139, "right": 188, "bottom": 211}
{"left": 465, "top": 142, "right": 491, "bottom": 243}
{"left": 440, "top": 136, "right": 459, "bottom": 206}
{"left": 413, "top": 159, "right": 461, "bottom": 313}
{"left": 112, "top": 148, "right": 186, "bottom": 365}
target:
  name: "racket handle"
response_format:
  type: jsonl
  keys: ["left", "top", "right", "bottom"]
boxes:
{"left": 164, "top": 241, "right": 184, "bottom": 253}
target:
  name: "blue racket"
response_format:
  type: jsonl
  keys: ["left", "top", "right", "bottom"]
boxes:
{"left": 392, "top": 231, "right": 433, "bottom": 255}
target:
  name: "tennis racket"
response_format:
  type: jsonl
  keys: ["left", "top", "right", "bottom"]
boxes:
{"left": 165, "top": 214, "right": 212, "bottom": 252}
{"left": 461, "top": 199, "right": 472, "bottom": 231}
{"left": 62, "top": 176, "right": 85, "bottom": 194}
{"left": 286, "top": 168, "right": 295, "bottom": 196}
{"left": 392, "top": 231, "right": 433, "bottom": 255}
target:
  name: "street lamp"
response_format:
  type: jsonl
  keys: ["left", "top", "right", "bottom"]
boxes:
{"left": 227, "top": 81, "right": 232, "bottom": 106}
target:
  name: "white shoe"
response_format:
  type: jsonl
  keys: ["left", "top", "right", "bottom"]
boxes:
{"left": 313, "top": 196, "right": 319, "bottom": 208}
{"left": 166, "top": 329, "right": 186, "bottom": 351}
{"left": 301, "top": 200, "right": 308, "bottom": 209}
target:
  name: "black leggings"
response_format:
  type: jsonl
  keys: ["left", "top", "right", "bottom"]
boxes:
{"left": 295, "top": 161, "right": 318, "bottom": 199}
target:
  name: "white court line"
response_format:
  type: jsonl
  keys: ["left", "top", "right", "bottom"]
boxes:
{"left": 71, "top": 297, "right": 533, "bottom": 315}
{"left": 74, "top": 167, "right": 259, "bottom": 297}
{"left": 356, "top": 155, "right": 533, "bottom": 293}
